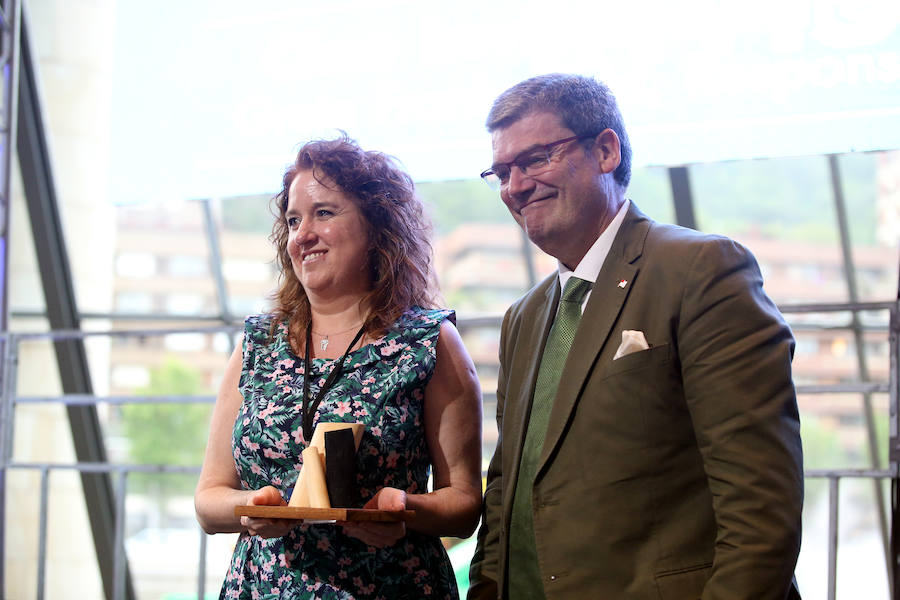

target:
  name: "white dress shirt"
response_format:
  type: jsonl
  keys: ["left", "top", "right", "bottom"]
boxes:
{"left": 557, "top": 199, "right": 631, "bottom": 312}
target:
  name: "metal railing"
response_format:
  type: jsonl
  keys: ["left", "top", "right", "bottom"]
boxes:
{"left": 2, "top": 302, "right": 899, "bottom": 599}
{"left": 0, "top": 323, "right": 236, "bottom": 600}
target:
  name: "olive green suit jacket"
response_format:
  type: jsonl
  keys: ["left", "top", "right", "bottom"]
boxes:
{"left": 468, "top": 203, "right": 803, "bottom": 600}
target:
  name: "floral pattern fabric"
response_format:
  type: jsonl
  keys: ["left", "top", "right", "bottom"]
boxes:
{"left": 220, "top": 307, "right": 458, "bottom": 600}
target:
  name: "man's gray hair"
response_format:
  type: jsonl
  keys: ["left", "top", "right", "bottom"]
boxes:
{"left": 486, "top": 74, "right": 632, "bottom": 188}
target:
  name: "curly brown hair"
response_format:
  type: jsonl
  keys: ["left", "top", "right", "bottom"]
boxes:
{"left": 269, "top": 135, "right": 438, "bottom": 341}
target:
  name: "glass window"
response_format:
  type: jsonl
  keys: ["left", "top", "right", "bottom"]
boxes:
{"left": 222, "top": 258, "right": 270, "bottom": 282}
{"left": 212, "top": 332, "right": 236, "bottom": 354}
{"left": 167, "top": 255, "right": 208, "bottom": 278}
{"left": 229, "top": 295, "right": 268, "bottom": 318}
{"left": 10, "top": 1, "right": 900, "bottom": 591}
{"left": 627, "top": 165, "right": 675, "bottom": 223}
{"left": 115, "top": 291, "right": 154, "bottom": 313}
{"left": 115, "top": 252, "right": 156, "bottom": 278}
{"left": 163, "top": 333, "right": 208, "bottom": 352}
{"left": 164, "top": 293, "right": 207, "bottom": 316}
{"left": 111, "top": 365, "right": 151, "bottom": 389}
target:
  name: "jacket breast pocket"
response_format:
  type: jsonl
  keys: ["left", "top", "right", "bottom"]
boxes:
{"left": 583, "top": 342, "right": 685, "bottom": 442}
{"left": 601, "top": 342, "right": 671, "bottom": 379}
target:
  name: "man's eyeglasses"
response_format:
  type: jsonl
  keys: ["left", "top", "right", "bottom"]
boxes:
{"left": 480, "top": 134, "right": 595, "bottom": 191}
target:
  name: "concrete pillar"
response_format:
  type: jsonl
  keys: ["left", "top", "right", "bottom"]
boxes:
{"left": 7, "top": 1, "right": 116, "bottom": 598}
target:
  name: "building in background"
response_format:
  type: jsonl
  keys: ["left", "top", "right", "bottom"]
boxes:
{"left": 109, "top": 198, "right": 276, "bottom": 395}
{"left": 107, "top": 194, "right": 897, "bottom": 467}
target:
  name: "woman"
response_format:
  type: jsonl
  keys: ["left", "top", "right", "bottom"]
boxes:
{"left": 195, "top": 136, "right": 483, "bottom": 599}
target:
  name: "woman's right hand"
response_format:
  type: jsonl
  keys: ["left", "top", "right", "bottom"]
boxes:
{"left": 240, "top": 486, "right": 300, "bottom": 539}
{"left": 196, "top": 340, "right": 302, "bottom": 538}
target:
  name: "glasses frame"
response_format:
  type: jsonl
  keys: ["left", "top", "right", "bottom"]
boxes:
{"left": 480, "top": 134, "right": 596, "bottom": 190}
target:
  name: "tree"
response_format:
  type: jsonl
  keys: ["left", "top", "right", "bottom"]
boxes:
{"left": 120, "top": 357, "right": 213, "bottom": 526}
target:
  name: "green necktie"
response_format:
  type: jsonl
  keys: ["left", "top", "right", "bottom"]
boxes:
{"left": 508, "top": 276, "right": 592, "bottom": 599}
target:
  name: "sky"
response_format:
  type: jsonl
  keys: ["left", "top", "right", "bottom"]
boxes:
{"left": 109, "top": 0, "right": 900, "bottom": 204}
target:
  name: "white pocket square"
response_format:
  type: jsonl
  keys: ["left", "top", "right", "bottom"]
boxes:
{"left": 613, "top": 330, "right": 650, "bottom": 360}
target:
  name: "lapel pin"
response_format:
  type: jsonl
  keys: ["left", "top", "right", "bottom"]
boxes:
{"left": 618, "top": 279, "right": 628, "bottom": 288}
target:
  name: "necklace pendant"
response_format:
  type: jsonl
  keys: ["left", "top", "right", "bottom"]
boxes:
{"left": 320, "top": 337, "right": 329, "bottom": 351}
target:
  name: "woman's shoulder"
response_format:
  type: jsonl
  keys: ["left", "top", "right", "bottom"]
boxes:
{"left": 363, "top": 307, "right": 454, "bottom": 363}
{"left": 243, "top": 313, "right": 287, "bottom": 344}
{"left": 393, "top": 306, "right": 455, "bottom": 331}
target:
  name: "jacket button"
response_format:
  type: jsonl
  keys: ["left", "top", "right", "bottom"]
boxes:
{"left": 549, "top": 575, "right": 557, "bottom": 582}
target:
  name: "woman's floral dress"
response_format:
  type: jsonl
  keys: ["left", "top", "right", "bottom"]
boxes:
{"left": 219, "top": 307, "right": 459, "bottom": 600}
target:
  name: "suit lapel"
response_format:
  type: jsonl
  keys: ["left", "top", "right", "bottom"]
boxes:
{"left": 536, "top": 204, "right": 651, "bottom": 477}
{"left": 501, "top": 279, "right": 559, "bottom": 517}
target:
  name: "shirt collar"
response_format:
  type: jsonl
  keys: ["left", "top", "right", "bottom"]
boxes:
{"left": 558, "top": 199, "right": 630, "bottom": 291}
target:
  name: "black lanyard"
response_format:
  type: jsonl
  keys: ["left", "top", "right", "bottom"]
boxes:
{"left": 302, "top": 321, "right": 366, "bottom": 442}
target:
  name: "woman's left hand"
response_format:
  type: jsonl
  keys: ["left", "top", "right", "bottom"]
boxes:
{"left": 340, "top": 487, "right": 407, "bottom": 548}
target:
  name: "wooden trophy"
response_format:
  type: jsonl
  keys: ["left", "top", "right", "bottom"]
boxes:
{"left": 289, "top": 422, "right": 365, "bottom": 509}
{"left": 235, "top": 422, "right": 414, "bottom": 522}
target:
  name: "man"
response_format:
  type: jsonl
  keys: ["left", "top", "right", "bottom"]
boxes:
{"left": 467, "top": 74, "right": 803, "bottom": 599}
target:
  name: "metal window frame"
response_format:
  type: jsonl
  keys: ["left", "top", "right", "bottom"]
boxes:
{"left": 0, "top": 0, "right": 20, "bottom": 593}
